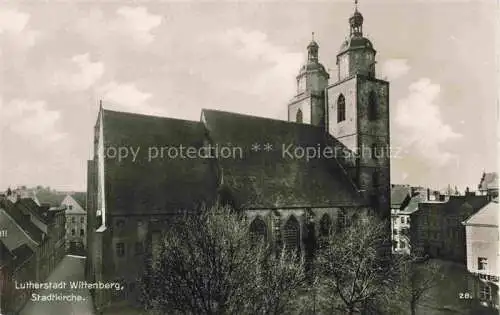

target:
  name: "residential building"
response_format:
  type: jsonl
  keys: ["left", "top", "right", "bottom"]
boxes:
{"left": 463, "top": 199, "right": 499, "bottom": 309}
{"left": 390, "top": 184, "right": 411, "bottom": 253}
{"left": 391, "top": 186, "right": 440, "bottom": 255}
{"left": 0, "top": 197, "right": 65, "bottom": 314}
{"left": 86, "top": 5, "right": 391, "bottom": 312}
{"left": 62, "top": 194, "right": 87, "bottom": 253}
{"left": 410, "top": 193, "right": 490, "bottom": 263}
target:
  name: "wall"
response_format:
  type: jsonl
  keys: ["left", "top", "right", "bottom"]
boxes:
{"left": 466, "top": 225, "right": 499, "bottom": 277}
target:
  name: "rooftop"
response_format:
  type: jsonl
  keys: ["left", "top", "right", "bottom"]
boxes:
{"left": 463, "top": 200, "right": 499, "bottom": 227}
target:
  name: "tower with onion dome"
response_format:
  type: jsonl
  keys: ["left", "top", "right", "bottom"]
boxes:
{"left": 326, "top": 0, "right": 391, "bottom": 218}
{"left": 287, "top": 33, "right": 330, "bottom": 127}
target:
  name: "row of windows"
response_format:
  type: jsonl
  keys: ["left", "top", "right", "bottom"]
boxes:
{"left": 392, "top": 240, "right": 407, "bottom": 250}
{"left": 295, "top": 91, "right": 380, "bottom": 124}
{"left": 71, "top": 228, "right": 85, "bottom": 236}
{"left": 249, "top": 212, "right": 347, "bottom": 251}
{"left": 71, "top": 217, "right": 85, "bottom": 223}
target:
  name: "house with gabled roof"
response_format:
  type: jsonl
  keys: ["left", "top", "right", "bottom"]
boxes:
{"left": 61, "top": 194, "right": 87, "bottom": 253}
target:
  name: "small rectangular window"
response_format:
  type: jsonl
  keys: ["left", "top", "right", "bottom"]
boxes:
{"left": 478, "top": 257, "right": 488, "bottom": 270}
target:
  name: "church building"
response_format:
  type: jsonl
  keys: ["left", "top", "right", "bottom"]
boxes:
{"left": 86, "top": 4, "right": 391, "bottom": 311}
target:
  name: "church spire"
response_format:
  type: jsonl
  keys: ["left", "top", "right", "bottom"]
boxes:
{"left": 349, "top": 0, "right": 364, "bottom": 37}
{"left": 307, "top": 32, "right": 319, "bottom": 62}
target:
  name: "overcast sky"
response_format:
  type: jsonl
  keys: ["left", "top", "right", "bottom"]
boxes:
{"left": 0, "top": 0, "right": 497, "bottom": 192}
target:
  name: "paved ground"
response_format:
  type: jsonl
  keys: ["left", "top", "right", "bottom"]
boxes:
{"left": 19, "top": 255, "right": 95, "bottom": 315}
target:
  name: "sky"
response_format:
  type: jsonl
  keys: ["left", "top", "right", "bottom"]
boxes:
{"left": 0, "top": 0, "right": 498, "bottom": 193}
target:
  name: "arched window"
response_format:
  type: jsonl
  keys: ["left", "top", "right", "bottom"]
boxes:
{"left": 372, "top": 143, "right": 378, "bottom": 160}
{"left": 249, "top": 217, "right": 267, "bottom": 243}
{"left": 284, "top": 216, "right": 300, "bottom": 253}
{"left": 296, "top": 109, "right": 303, "bottom": 123}
{"left": 337, "top": 209, "right": 347, "bottom": 231}
{"left": 337, "top": 94, "right": 346, "bottom": 123}
{"left": 368, "top": 91, "right": 377, "bottom": 120}
{"left": 319, "top": 214, "right": 332, "bottom": 237}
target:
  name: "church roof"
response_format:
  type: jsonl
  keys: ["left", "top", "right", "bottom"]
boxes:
{"left": 100, "top": 108, "right": 365, "bottom": 213}
{"left": 201, "top": 109, "right": 364, "bottom": 209}
{"left": 102, "top": 109, "right": 218, "bottom": 215}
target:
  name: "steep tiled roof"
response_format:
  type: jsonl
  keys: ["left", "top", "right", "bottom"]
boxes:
{"left": 11, "top": 244, "right": 34, "bottom": 265}
{"left": 479, "top": 172, "right": 498, "bottom": 191}
{"left": 102, "top": 109, "right": 218, "bottom": 215}
{"left": 391, "top": 185, "right": 411, "bottom": 208}
{"left": 0, "top": 198, "right": 44, "bottom": 245}
{"left": 463, "top": 200, "right": 499, "bottom": 226}
{"left": 71, "top": 192, "right": 86, "bottom": 210}
{"left": 201, "top": 109, "right": 364, "bottom": 208}
{"left": 16, "top": 198, "right": 48, "bottom": 224}
{"left": 402, "top": 192, "right": 427, "bottom": 214}
{"left": 0, "top": 240, "right": 14, "bottom": 268}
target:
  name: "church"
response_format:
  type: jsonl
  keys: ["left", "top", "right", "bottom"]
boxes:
{"left": 86, "top": 3, "right": 391, "bottom": 311}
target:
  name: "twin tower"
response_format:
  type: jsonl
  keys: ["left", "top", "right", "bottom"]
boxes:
{"left": 287, "top": 4, "right": 391, "bottom": 214}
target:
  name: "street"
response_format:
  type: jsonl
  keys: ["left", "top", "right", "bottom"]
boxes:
{"left": 19, "top": 255, "right": 94, "bottom": 315}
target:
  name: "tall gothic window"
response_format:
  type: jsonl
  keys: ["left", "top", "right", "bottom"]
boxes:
{"left": 319, "top": 214, "right": 332, "bottom": 237}
{"left": 296, "top": 109, "right": 303, "bottom": 123}
{"left": 337, "top": 94, "right": 346, "bottom": 123}
{"left": 249, "top": 217, "right": 267, "bottom": 243}
{"left": 368, "top": 91, "right": 377, "bottom": 120}
{"left": 284, "top": 216, "right": 300, "bottom": 253}
{"left": 337, "top": 209, "right": 347, "bottom": 231}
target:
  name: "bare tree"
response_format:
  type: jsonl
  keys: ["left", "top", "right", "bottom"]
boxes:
{"left": 392, "top": 254, "right": 444, "bottom": 315}
{"left": 315, "top": 212, "right": 394, "bottom": 314}
{"left": 140, "top": 203, "right": 306, "bottom": 315}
